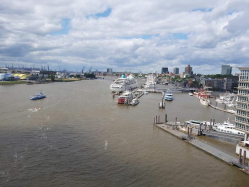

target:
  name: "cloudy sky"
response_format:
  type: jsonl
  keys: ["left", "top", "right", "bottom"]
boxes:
{"left": 0, "top": 0, "right": 249, "bottom": 74}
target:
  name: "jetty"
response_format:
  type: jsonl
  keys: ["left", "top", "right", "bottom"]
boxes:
{"left": 143, "top": 87, "right": 197, "bottom": 93}
{"left": 193, "top": 95, "right": 236, "bottom": 114}
{"left": 154, "top": 115, "right": 249, "bottom": 175}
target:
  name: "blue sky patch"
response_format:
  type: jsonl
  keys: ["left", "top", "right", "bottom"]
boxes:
{"left": 172, "top": 33, "right": 188, "bottom": 40}
{"left": 227, "top": 10, "right": 238, "bottom": 15}
{"left": 51, "top": 18, "right": 70, "bottom": 35}
{"left": 95, "top": 8, "right": 112, "bottom": 17}
{"left": 121, "top": 34, "right": 159, "bottom": 40}
{"left": 192, "top": 8, "right": 213, "bottom": 12}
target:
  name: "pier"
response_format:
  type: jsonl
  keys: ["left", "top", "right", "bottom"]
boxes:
{"left": 193, "top": 95, "right": 236, "bottom": 114}
{"left": 143, "top": 87, "right": 197, "bottom": 93}
{"left": 154, "top": 115, "right": 249, "bottom": 175}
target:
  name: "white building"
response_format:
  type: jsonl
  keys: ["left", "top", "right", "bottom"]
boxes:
{"left": 235, "top": 67, "right": 249, "bottom": 159}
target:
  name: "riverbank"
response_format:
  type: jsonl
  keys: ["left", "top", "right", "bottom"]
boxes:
{"left": 0, "top": 78, "right": 86, "bottom": 85}
{"left": 0, "top": 81, "right": 27, "bottom": 85}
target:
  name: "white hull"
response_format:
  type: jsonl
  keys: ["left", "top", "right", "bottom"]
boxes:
{"left": 144, "top": 83, "right": 156, "bottom": 89}
{"left": 110, "top": 82, "right": 137, "bottom": 92}
{"left": 110, "top": 87, "right": 126, "bottom": 92}
{"left": 200, "top": 99, "right": 209, "bottom": 106}
{"left": 213, "top": 126, "right": 244, "bottom": 135}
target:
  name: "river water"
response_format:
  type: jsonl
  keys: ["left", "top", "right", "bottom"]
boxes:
{"left": 0, "top": 79, "right": 249, "bottom": 187}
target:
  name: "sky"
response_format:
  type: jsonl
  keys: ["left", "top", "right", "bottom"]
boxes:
{"left": 0, "top": 0, "right": 249, "bottom": 74}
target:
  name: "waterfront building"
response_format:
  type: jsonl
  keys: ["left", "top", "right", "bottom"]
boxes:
{"left": 107, "top": 68, "right": 113, "bottom": 75}
{"left": 221, "top": 65, "right": 232, "bottom": 75}
{"left": 161, "top": 67, "right": 169, "bottom": 74}
{"left": 185, "top": 65, "right": 193, "bottom": 75}
{"left": 235, "top": 67, "right": 249, "bottom": 158}
{"left": 173, "top": 67, "right": 179, "bottom": 74}
{"left": 200, "top": 77, "right": 238, "bottom": 91}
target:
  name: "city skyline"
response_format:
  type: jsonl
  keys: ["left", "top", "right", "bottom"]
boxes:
{"left": 0, "top": 1, "right": 249, "bottom": 74}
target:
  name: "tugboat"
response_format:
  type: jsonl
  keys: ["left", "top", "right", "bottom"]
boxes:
{"left": 30, "top": 92, "right": 46, "bottom": 100}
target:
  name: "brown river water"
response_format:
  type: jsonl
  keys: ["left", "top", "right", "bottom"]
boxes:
{"left": 0, "top": 78, "right": 249, "bottom": 187}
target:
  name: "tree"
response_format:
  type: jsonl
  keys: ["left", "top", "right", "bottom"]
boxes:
{"left": 51, "top": 75, "right": 55, "bottom": 81}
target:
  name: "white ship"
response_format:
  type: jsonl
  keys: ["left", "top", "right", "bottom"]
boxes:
{"left": 110, "top": 74, "right": 137, "bottom": 92}
{"left": 165, "top": 89, "right": 173, "bottom": 101}
{"left": 200, "top": 97, "right": 209, "bottom": 106}
{"left": 213, "top": 119, "right": 245, "bottom": 136}
{"left": 144, "top": 74, "right": 156, "bottom": 89}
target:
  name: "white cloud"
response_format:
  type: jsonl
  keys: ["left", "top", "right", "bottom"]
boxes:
{"left": 0, "top": 0, "right": 249, "bottom": 74}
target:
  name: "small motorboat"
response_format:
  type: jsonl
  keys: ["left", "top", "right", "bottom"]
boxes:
{"left": 188, "top": 92, "right": 193, "bottom": 96}
{"left": 30, "top": 92, "right": 46, "bottom": 100}
{"left": 130, "top": 98, "right": 139, "bottom": 106}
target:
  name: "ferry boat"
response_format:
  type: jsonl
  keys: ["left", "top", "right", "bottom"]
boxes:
{"left": 185, "top": 120, "right": 211, "bottom": 127}
{"left": 144, "top": 74, "right": 156, "bottom": 89}
{"left": 117, "top": 92, "right": 133, "bottom": 104}
{"left": 110, "top": 74, "right": 137, "bottom": 92}
{"left": 165, "top": 89, "right": 173, "bottom": 101}
{"left": 30, "top": 92, "right": 46, "bottom": 100}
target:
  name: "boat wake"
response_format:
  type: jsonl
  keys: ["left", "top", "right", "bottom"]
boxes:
{"left": 27, "top": 107, "right": 40, "bottom": 112}
{"left": 105, "top": 140, "right": 108, "bottom": 150}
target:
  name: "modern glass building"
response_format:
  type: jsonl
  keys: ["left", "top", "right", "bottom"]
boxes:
{"left": 221, "top": 65, "right": 232, "bottom": 75}
{"left": 235, "top": 67, "right": 249, "bottom": 137}
{"left": 173, "top": 67, "right": 179, "bottom": 74}
{"left": 161, "top": 67, "right": 169, "bottom": 74}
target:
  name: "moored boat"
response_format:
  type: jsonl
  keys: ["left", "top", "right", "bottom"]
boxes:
{"left": 30, "top": 92, "right": 46, "bottom": 100}
{"left": 213, "top": 119, "right": 245, "bottom": 136}
{"left": 144, "top": 74, "right": 156, "bottom": 89}
{"left": 110, "top": 74, "right": 137, "bottom": 92}
{"left": 165, "top": 89, "right": 173, "bottom": 101}
{"left": 130, "top": 98, "right": 139, "bottom": 106}
{"left": 200, "top": 97, "right": 209, "bottom": 106}
{"left": 117, "top": 92, "right": 133, "bottom": 104}
{"left": 189, "top": 92, "right": 193, "bottom": 96}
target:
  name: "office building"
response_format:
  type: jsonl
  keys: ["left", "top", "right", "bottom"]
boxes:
{"left": 221, "top": 65, "right": 232, "bottom": 75}
{"left": 161, "top": 67, "right": 169, "bottom": 74}
{"left": 185, "top": 65, "right": 193, "bottom": 75}
{"left": 173, "top": 67, "right": 179, "bottom": 74}
{"left": 107, "top": 68, "right": 113, "bottom": 74}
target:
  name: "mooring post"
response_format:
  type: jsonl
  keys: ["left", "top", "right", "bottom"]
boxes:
{"left": 165, "top": 114, "right": 167, "bottom": 123}
{"left": 243, "top": 150, "right": 246, "bottom": 166}
{"left": 175, "top": 117, "right": 177, "bottom": 126}
{"left": 187, "top": 127, "right": 190, "bottom": 136}
{"left": 210, "top": 119, "right": 213, "bottom": 126}
{"left": 239, "top": 149, "right": 242, "bottom": 164}
{"left": 213, "top": 119, "right": 215, "bottom": 126}
{"left": 199, "top": 124, "right": 201, "bottom": 136}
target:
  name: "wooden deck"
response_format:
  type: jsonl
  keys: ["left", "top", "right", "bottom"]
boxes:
{"left": 155, "top": 123, "right": 249, "bottom": 175}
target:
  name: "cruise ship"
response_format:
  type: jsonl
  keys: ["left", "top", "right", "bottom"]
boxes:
{"left": 110, "top": 74, "right": 137, "bottom": 92}
{"left": 144, "top": 74, "right": 156, "bottom": 89}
